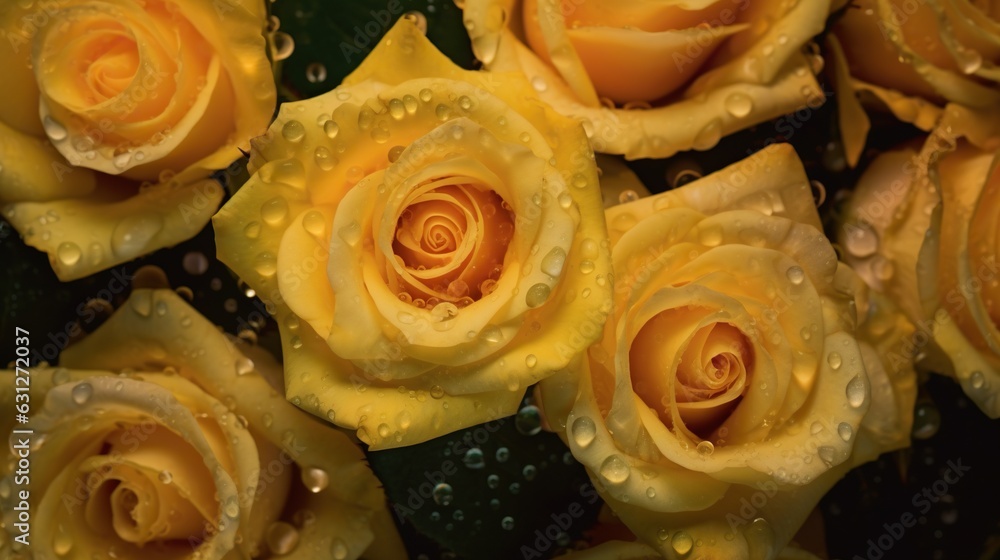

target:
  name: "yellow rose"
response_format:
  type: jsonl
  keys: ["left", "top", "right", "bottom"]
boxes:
{"left": 0, "top": 284, "right": 404, "bottom": 559}
{"left": 0, "top": 0, "right": 276, "bottom": 280}
{"left": 840, "top": 112, "right": 1000, "bottom": 418}
{"left": 827, "top": 0, "right": 1000, "bottom": 165}
{"left": 538, "top": 144, "right": 914, "bottom": 558}
{"left": 460, "top": 0, "right": 830, "bottom": 159}
{"left": 213, "top": 19, "right": 612, "bottom": 450}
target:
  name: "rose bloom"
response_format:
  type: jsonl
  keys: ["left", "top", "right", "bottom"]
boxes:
{"left": 828, "top": 0, "right": 1000, "bottom": 164}
{"left": 0, "top": 283, "right": 403, "bottom": 559}
{"left": 538, "top": 145, "right": 915, "bottom": 557}
{"left": 0, "top": 0, "right": 276, "bottom": 280}
{"left": 214, "top": 19, "right": 612, "bottom": 449}
{"left": 840, "top": 113, "right": 1000, "bottom": 419}
{"left": 460, "top": 0, "right": 830, "bottom": 159}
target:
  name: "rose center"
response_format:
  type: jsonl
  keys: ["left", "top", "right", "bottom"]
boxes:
{"left": 630, "top": 313, "right": 752, "bottom": 440}
{"left": 84, "top": 33, "right": 141, "bottom": 102}
{"left": 391, "top": 182, "right": 514, "bottom": 306}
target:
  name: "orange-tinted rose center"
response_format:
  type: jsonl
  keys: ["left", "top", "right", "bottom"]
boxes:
{"left": 391, "top": 182, "right": 514, "bottom": 307}
{"left": 630, "top": 311, "right": 752, "bottom": 439}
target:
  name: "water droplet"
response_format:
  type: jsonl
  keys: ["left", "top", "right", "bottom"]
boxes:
{"left": 324, "top": 120, "right": 340, "bottom": 139}
{"left": 515, "top": 405, "right": 542, "bottom": 435}
{"left": 71, "top": 383, "right": 93, "bottom": 405}
{"left": 540, "top": 247, "right": 567, "bottom": 277}
{"left": 571, "top": 416, "right": 596, "bottom": 448}
{"left": 254, "top": 252, "right": 277, "bottom": 277}
{"left": 818, "top": 445, "right": 836, "bottom": 465}
{"left": 785, "top": 266, "right": 804, "bottom": 285}
{"left": 501, "top": 516, "right": 514, "bottom": 530}
{"left": 111, "top": 214, "right": 164, "bottom": 257}
{"left": 970, "top": 370, "right": 985, "bottom": 389}
{"left": 430, "top": 385, "right": 445, "bottom": 399}
{"left": 273, "top": 31, "right": 295, "bottom": 61}
{"left": 525, "top": 283, "right": 551, "bottom": 307}
{"left": 844, "top": 223, "right": 878, "bottom": 258}
{"left": 314, "top": 146, "right": 336, "bottom": 171}
{"left": 158, "top": 470, "right": 173, "bottom": 484}
{"left": 302, "top": 467, "right": 329, "bottom": 493}
{"left": 333, "top": 217, "right": 364, "bottom": 245}
{"left": 305, "top": 62, "right": 327, "bottom": 83}
{"left": 182, "top": 252, "right": 209, "bottom": 275}
{"left": 224, "top": 498, "right": 240, "bottom": 518}
{"left": 672, "top": 531, "right": 693, "bottom": 555}
{"left": 810, "top": 421, "right": 823, "bottom": 435}
{"left": 837, "top": 422, "right": 853, "bottom": 442}
{"left": 495, "top": 447, "right": 510, "bottom": 462}
{"left": 53, "top": 529, "right": 73, "bottom": 555}
{"left": 487, "top": 474, "right": 500, "bottom": 489}
{"left": 693, "top": 119, "right": 722, "bottom": 151}
{"left": 261, "top": 197, "right": 289, "bottom": 226}
{"left": 432, "top": 483, "right": 453, "bottom": 505}
{"left": 599, "top": 454, "right": 630, "bottom": 485}
{"left": 57, "top": 242, "right": 82, "bottom": 266}
{"left": 846, "top": 376, "right": 866, "bottom": 408}
{"left": 522, "top": 465, "right": 537, "bottom": 481}
{"left": 725, "top": 93, "right": 754, "bottom": 118}
{"left": 331, "top": 538, "right": 348, "bottom": 560}
{"left": 43, "top": 116, "right": 68, "bottom": 141}
{"left": 265, "top": 522, "right": 299, "bottom": 555}
{"left": 912, "top": 402, "right": 941, "bottom": 439}
{"left": 697, "top": 441, "right": 714, "bottom": 455}
{"left": 463, "top": 448, "right": 485, "bottom": 469}
{"left": 403, "top": 10, "right": 427, "bottom": 33}
{"left": 282, "top": 120, "right": 305, "bottom": 142}
{"left": 525, "top": 354, "right": 538, "bottom": 368}
{"left": 827, "top": 352, "right": 842, "bottom": 370}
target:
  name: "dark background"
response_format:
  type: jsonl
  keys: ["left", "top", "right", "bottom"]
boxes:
{"left": 2, "top": 0, "right": 998, "bottom": 558}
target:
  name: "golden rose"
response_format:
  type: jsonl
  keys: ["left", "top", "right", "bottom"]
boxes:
{"left": 460, "top": 0, "right": 830, "bottom": 159}
{"left": 840, "top": 112, "right": 1000, "bottom": 418}
{"left": 0, "top": 0, "right": 276, "bottom": 280}
{"left": 538, "top": 145, "right": 914, "bottom": 558}
{"left": 0, "top": 285, "right": 404, "bottom": 559}
{"left": 828, "top": 0, "right": 1000, "bottom": 165}
{"left": 213, "top": 19, "right": 612, "bottom": 450}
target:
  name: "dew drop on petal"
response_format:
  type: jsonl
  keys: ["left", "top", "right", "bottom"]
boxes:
{"left": 331, "top": 539, "right": 348, "bottom": 560}
{"left": 846, "top": 376, "right": 866, "bottom": 408}
{"left": 599, "top": 454, "right": 630, "bottom": 485}
{"left": 837, "top": 422, "right": 853, "bottom": 442}
{"left": 540, "top": 247, "right": 567, "bottom": 278}
{"left": 785, "top": 266, "right": 804, "bottom": 285}
{"left": 672, "top": 531, "right": 694, "bottom": 555}
{"left": 71, "top": 383, "right": 93, "bottom": 405}
{"left": 725, "top": 92, "right": 754, "bottom": 118}
{"left": 281, "top": 120, "right": 305, "bottom": 142}
{"left": 111, "top": 214, "right": 164, "bottom": 257}
{"left": 301, "top": 467, "right": 329, "bottom": 493}
{"left": 696, "top": 441, "right": 714, "bottom": 455}
{"left": 571, "top": 416, "right": 596, "bottom": 448}
{"left": 844, "top": 222, "right": 878, "bottom": 258}
{"left": 827, "top": 352, "right": 842, "bottom": 370}
{"left": 57, "top": 242, "right": 81, "bottom": 266}
{"left": 265, "top": 522, "right": 299, "bottom": 555}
